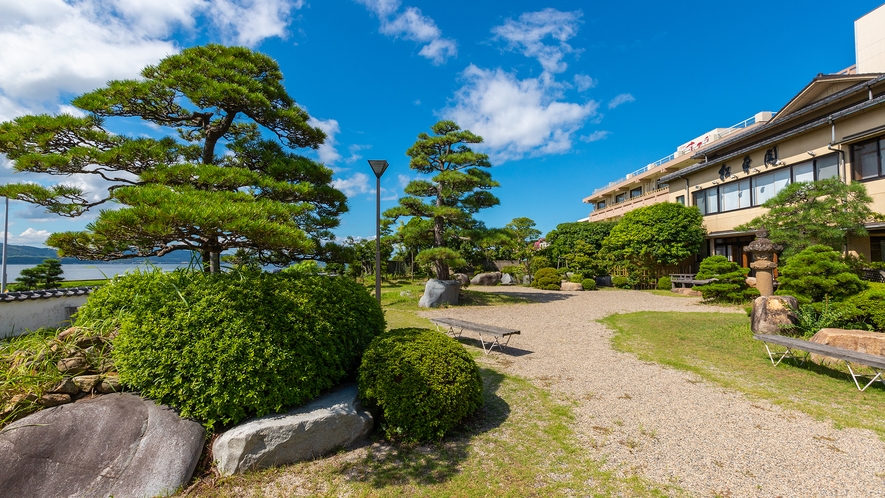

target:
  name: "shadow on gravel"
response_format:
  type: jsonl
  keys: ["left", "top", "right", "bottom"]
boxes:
{"left": 455, "top": 336, "right": 534, "bottom": 357}
{"left": 483, "top": 290, "right": 573, "bottom": 303}
{"left": 346, "top": 367, "right": 510, "bottom": 489}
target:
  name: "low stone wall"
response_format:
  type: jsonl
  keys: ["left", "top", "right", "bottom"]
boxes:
{"left": 0, "top": 288, "right": 93, "bottom": 338}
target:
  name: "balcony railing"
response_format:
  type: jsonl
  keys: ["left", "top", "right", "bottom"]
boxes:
{"left": 590, "top": 186, "right": 670, "bottom": 219}
{"left": 590, "top": 114, "right": 764, "bottom": 195}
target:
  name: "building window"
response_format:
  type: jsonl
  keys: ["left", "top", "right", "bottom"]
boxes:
{"left": 630, "top": 186, "right": 642, "bottom": 198}
{"left": 752, "top": 168, "right": 791, "bottom": 205}
{"left": 816, "top": 153, "right": 839, "bottom": 180}
{"left": 676, "top": 195, "right": 685, "bottom": 205}
{"left": 615, "top": 192, "right": 626, "bottom": 203}
{"left": 596, "top": 201, "right": 606, "bottom": 210}
{"left": 792, "top": 160, "right": 814, "bottom": 183}
{"left": 721, "top": 179, "right": 751, "bottom": 211}
{"left": 851, "top": 137, "right": 882, "bottom": 181}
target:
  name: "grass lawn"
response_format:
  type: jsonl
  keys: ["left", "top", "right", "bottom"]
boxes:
{"left": 601, "top": 312, "right": 885, "bottom": 437}
{"left": 180, "top": 364, "right": 680, "bottom": 498}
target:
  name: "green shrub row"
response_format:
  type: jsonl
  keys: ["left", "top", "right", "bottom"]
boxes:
{"left": 532, "top": 267, "right": 561, "bottom": 290}
{"left": 77, "top": 269, "right": 385, "bottom": 430}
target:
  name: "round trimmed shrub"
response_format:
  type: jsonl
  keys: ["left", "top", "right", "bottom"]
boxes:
{"left": 77, "top": 269, "right": 385, "bottom": 430}
{"left": 358, "top": 328, "right": 483, "bottom": 442}
{"left": 694, "top": 255, "right": 759, "bottom": 303}
{"left": 656, "top": 276, "right": 672, "bottom": 290}
{"left": 582, "top": 278, "right": 597, "bottom": 290}
{"left": 531, "top": 267, "right": 561, "bottom": 290}
{"left": 611, "top": 276, "right": 630, "bottom": 289}
{"left": 776, "top": 245, "right": 867, "bottom": 303}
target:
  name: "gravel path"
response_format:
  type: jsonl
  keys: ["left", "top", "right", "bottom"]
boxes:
{"left": 420, "top": 287, "right": 885, "bottom": 497}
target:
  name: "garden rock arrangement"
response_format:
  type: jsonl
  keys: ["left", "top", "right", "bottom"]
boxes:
{"left": 0, "top": 393, "right": 205, "bottom": 498}
{"left": 561, "top": 282, "right": 583, "bottom": 291}
{"left": 750, "top": 295, "right": 798, "bottom": 334}
{"left": 810, "top": 328, "right": 885, "bottom": 364}
{"left": 470, "top": 272, "right": 502, "bottom": 286}
{"left": 213, "top": 384, "right": 373, "bottom": 475}
{"left": 418, "top": 279, "right": 460, "bottom": 308}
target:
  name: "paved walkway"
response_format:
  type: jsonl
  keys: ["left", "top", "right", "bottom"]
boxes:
{"left": 421, "top": 287, "right": 885, "bottom": 497}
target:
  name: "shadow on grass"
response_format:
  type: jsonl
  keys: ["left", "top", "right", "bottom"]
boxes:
{"left": 347, "top": 367, "right": 509, "bottom": 489}
{"left": 768, "top": 354, "right": 885, "bottom": 392}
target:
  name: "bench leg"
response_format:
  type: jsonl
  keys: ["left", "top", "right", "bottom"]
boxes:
{"left": 477, "top": 333, "right": 513, "bottom": 355}
{"left": 762, "top": 343, "right": 808, "bottom": 367}
{"left": 844, "top": 362, "right": 885, "bottom": 392}
{"left": 436, "top": 324, "right": 463, "bottom": 338}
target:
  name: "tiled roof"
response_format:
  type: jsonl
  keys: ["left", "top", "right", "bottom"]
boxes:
{"left": 0, "top": 287, "right": 95, "bottom": 303}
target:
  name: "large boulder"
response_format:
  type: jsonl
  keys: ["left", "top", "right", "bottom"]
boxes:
{"left": 561, "top": 282, "right": 584, "bottom": 291}
{"left": 470, "top": 272, "right": 502, "bottom": 286}
{"left": 418, "top": 279, "right": 460, "bottom": 308}
{"left": 212, "top": 384, "right": 373, "bottom": 475}
{"left": 809, "top": 328, "right": 885, "bottom": 366}
{"left": 0, "top": 393, "right": 205, "bottom": 498}
{"left": 500, "top": 273, "right": 515, "bottom": 285}
{"left": 452, "top": 273, "right": 470, "bottom": 286}
{"left": 750, "top": 295, "right": 798, "bottom": 334}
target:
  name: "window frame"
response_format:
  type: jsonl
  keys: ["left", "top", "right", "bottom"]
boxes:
{"left": 851, "top": 137, "right": 883, "bottom": 182}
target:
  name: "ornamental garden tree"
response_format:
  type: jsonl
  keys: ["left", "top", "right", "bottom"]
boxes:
{"left": 384, "top": 121, "right": 499, "bottom": 280}
{"left": 545, "top": 220, "right": 617, "bottom": 277}
{"left": 0, "top": 44, "right": 346, "bottom": 272}
{"left": 601, "top": 202, "right": 705, "bottom": 271}
{"left": 736, "top": 178, "right": 883, "bottom": 259}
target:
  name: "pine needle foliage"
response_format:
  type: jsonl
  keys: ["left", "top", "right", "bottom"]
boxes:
{"left": 694, "top": 255, "right": 759, "bottom": 303}
{"left": 384, "top": 121, "right": 499, "bottom": 280}
{"left": 776, "top": 245, "right": 867, "bottom": 303}
{"left": 0, "top": 45, "right": 346, "bottom": 271}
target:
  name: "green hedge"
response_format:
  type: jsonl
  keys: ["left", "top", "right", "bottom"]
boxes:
{"left": 582, "top": 278, "right": 597, "bottom": 290}
{"left": 358, "top": 328, "right": 483, "bottom": 442}
{"left": 833, "top": 282, "right": 885, "bottom": 331}
{"left": 77, "top": 269, "right": 385, "bottom": 430}
{"left": 694, "top": 256, "right": 759, "bottom": 303}
{"left": 776, "top": 245, "right": 866, "bottom": 303}
{"left": 531, "top": 267, "right": 561, "bottom": 290}
{"left": 656, "top": 276, "right": 672, "bottom": 290}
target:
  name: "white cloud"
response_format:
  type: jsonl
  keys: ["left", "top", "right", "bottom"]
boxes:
{"left": 211, "top": 0, "right": 297, "bottom": 47}
{"left": 356, "top": 1, "right": 456, "bottom": 64}
{"left": 345, "top": 144, "right": 371, "bottom": 164}
{"left": 333, "top": 172, "right": 372, "bottom": 197}
{"left": 574, "top": 74, "right": 596, "bottom": 91}
{"left": 308, "top": 117, "right": 343, "bottom": 165}
{"left": 443, "top": 65, "right": 599, "bottom": 162}
{"left": 1, "top": 228, "right": 52, "bottom": 245}
{"left": 581, "top": 130, "right": 611, "bottom": 142}
{"left": 0, "top": 0, "right": 302, "bottom": 120}
{"left": 608, "top": 93, "right": 635, "bottom": 109}
{"left": 492, "top": 8, "right": 582, "bottom": 74}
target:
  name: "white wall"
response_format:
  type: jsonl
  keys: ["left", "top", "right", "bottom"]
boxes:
{"left": 856, "top": 4, "right": 885, "bottom": 73}
{"left": 1, "top": 293, "right": 91, "bottom": 338}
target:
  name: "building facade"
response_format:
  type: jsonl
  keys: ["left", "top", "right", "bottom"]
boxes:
{"left": 581, "top": 4, "right": 885, "bottom": 270}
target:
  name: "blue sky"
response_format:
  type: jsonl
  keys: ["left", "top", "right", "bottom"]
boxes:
{"left": 1, "top": 0, "right": 883, "bottom": 247}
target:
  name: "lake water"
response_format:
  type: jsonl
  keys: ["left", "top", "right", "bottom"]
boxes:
{"left": 2, "top": 263, "right": 192, "bottom": 282}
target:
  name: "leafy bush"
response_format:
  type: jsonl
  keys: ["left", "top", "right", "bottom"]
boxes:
{"left": 582, "top": 278, "right": 597, "bottom": 290}
{"left": 832, "top": 282, "right": 885, "bottom": 331}
{"left": 358, "top": 328, "right": 483, "bottom": 442}
{"left": 532, "top": 267, "right": 561, "bottom": 290}
{"left": 568, "top": 273, "right": 584, "bottom": 284}
{"left": 694, "top": 256, "right": 759, "bottom": 303}
{"left": 776, "top": 245, "right": 867, "bottom": 303}
{"left": 783, "top": 300, "right": 847, "bottom": 338}
{"left": 77, "top": 269, "right": 385, "bottom": 430}
{"left": 656, "top": 276, "right": 672, "bottom": 290}
{"left": 529, "top": 256, "right": 552, "bottom": 274}
{"left": 611, "top": 276, "right": 630, "bottom": 289}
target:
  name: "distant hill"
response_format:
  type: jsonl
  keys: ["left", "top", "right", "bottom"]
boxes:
{"left": 0, "top": 244, "right": 199, "bottom": 265}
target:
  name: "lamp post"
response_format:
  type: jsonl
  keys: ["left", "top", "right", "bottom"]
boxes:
{"left": 367, "top": 160, "right": 389, "bottom": 305}
{"left": 1, "top": 197, "right": 8, "bottom": 293}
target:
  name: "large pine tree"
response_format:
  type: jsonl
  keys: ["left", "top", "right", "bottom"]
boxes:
{"left": 384, "top": 121, "right": 499, "bottom": 280}
{"left": 0, "top": 44, "right": 346, "bottom": 272}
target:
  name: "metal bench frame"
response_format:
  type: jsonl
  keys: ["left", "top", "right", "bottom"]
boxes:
{"left": 754, "top": 334, "right": 885, "bottom": 391}
{"left": 431, "top": 318, "right": 520, "bottom": 355}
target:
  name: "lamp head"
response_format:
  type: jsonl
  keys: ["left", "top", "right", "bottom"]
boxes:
{"left": 368, "top": 160, "right": 389, "bottom": 178}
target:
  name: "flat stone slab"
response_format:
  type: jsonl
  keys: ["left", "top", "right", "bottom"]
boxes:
{"left": 810, "top": 328, "right": 885, "bottom": 365}
{"left": 0, "top": 393, "right": 205, "bottom": 498}
{"left": 212, "top": 383, "right": 373, "bottom": 475}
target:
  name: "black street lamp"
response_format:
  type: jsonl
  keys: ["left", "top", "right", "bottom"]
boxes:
{"left": 368, "top": 160, "right": 389, "bottom": 305}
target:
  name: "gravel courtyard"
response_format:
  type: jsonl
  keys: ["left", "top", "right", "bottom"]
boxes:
{"left": 421, "top": 287, "right": 885, "bottom": 497}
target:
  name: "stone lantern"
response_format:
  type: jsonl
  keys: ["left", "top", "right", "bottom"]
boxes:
{"left": 746, "top": 228, "right": 797, "bottom": 334}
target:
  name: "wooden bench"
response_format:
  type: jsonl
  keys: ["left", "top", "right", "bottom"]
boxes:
{"left": 669, "top": 274, "right": 716, "bottom": 289}
{"left": 430, "top": 318, "right": 520, "bottom": 355}
{"left": 753, "top": 333, "right": 885, "bottom": 391}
